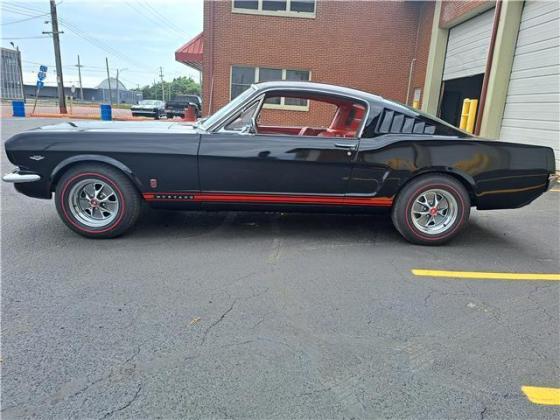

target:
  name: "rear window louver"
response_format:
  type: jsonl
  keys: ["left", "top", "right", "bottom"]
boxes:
{"left": 378, "top": 110, "right": 435, "bottom": 135}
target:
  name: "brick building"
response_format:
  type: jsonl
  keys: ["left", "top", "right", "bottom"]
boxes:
{"left": 177, "top": 0, "right": 434, "bottom": 126}
{"left": 176, "top": 0, "right": 559, "bottom": 164}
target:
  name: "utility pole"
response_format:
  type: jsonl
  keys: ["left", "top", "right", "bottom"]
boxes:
{"left": 159, "top": 67, "right": 165, "bottom": 101}
{"left": 105, "top": 57, "right": 112, "bottom": 105}
{"left": 76, "top": 54, "right": 84, "bottom": 101}
{"left": 44, "top": 0, "right": 66, "bottom": 113}
{"left": 116, "top": 68, "right": 120, "bottom": 105}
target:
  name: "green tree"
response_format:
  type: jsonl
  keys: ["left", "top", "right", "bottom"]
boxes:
{"left": 139, "top": 76, "right": 200, "bottom": 101}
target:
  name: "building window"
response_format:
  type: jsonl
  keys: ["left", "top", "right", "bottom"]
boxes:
{"left": 232, "top": 0, "right": 316, "bottom": 18}
{"left": 231, "top": 65, "right": 311, "bottom": 110}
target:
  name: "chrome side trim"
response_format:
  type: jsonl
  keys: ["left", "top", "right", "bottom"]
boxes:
{"left": 2, "top": 172, "right": 41, "bottom": 183}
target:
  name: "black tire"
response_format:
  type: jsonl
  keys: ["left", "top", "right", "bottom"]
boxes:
{"left": 154, "top": 113, "right": 160, "bottom": 120}
{"left": 391, "top": 174, "right": 470, "bottom": 245}
{"left": 55, "top": 163, "right": 142, "bottom": 238}
{"left": 167, "top": 113, "right": 173, "bottom": 119}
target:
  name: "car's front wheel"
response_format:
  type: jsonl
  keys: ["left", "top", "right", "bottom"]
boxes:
{"left": 55, "top": 164, "right": 141, "bottom": 238}
{"left": 391, "top": 174, "right": 470, "bottom": 245}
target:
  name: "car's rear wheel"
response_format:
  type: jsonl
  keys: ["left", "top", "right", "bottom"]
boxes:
{"left": 55, "top": 164, "right": 141, "bottom": 238}
{"left": 391, "top": 174, "right": 470, "bottom": 245}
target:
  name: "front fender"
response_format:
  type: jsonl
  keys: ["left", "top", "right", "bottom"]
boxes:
{"left": 50, "top": 154, "right": 144, "bottom": 191}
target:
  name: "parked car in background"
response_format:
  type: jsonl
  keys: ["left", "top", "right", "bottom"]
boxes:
{"left": 131, "top": 100, "right": 166, "bottom": 119}
{"left": 165, "top": 95, "right": 202, "bottom": 119}
{"left": 2, "top": 81, "right": 557, "bottom": 244}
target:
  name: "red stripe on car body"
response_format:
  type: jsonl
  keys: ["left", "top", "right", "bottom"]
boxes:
{"left": 142, "top": 192, "right": 393, "bottom": 207}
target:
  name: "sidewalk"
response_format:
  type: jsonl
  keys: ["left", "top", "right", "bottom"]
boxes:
{"left": 1, "top": 103, "right": 147, "bottom": 121}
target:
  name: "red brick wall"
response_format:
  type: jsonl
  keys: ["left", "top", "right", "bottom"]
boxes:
{"left": 440, "top": 0, "right": 495, "bottom": 28}
{"left": 203, "top": 0, "right": 434, "bottom": 126}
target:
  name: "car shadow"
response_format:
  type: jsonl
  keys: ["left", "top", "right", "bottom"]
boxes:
{"left": 128, "top": 207, "right": 517, "bottom": 248}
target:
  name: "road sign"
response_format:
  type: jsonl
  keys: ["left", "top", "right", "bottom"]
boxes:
{"left": 32, "top": 65, "right": 48, "bottom": 115}
{"left": 36, "top": 65, "right": 47, "bottom": 84}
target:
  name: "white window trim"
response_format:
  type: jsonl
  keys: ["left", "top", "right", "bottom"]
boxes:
{"left": 230, "top": 66, "right": 312, "bottom": 111}
{"left": 232, "top": 0, "right": 316, "bottom": 19}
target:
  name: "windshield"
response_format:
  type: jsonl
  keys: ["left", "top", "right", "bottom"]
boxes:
{"left": 139, "top": 100, "right": 159, "bottom": 106}
{"left": 199, "top": 86, "right": 257, "bottom": 130}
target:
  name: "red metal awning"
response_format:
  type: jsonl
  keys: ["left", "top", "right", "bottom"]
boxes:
{"left": 175, "top": 32, "right": 203, "bottom": 71}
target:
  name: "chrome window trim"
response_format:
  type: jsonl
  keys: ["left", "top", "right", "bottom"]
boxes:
{"left": 207, "top": 85, "right": 372, "bottom": 139}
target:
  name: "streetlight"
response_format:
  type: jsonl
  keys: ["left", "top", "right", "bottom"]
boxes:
{"left": 116, "top": 68, "right": 127, "bottom": 104}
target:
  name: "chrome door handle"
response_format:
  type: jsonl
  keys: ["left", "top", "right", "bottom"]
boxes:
{"left": 334, "top": 143, "right": 357, "bottom": 150}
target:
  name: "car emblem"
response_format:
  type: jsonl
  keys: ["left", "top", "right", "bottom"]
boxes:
{"left": 29, "top": 155, "right": 45, "bottom": 161}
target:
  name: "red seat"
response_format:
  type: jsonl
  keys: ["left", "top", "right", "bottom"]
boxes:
{"left": 319, "top": 104, "right": 365, "bottom": 138}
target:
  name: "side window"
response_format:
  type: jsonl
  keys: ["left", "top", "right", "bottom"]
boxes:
{"left": 224, "top": 100, "right": 261, "bottom": 131}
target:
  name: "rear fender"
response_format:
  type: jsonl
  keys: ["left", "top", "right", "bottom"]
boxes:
{"left": 397, "top": 167, "right": 477, "bottom": 205}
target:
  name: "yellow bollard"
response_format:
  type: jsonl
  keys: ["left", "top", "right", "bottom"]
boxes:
{"left": 460, "top": 99, "right": 471, "bottom": 130}
{"left": 466, "top": 99, "right": 478, "bottom": 134}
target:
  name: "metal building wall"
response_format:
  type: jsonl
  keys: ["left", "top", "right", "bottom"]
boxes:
{"left": 1, "top": 48, "right": 24, "bottom": 100}
{"left": 500, "top": 0, "right": 560, "bottom": 165}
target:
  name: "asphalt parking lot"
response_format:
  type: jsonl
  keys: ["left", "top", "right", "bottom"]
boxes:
{"left": 1, "top": 118, "right": 559, "bottom": 418}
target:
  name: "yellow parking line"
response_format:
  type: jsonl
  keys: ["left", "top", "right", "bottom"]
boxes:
{"left": 522, "top": 386, "right": 560, "bottom": 406}
{"left": 411, "top": 269, "right": 560, "bottom": 281}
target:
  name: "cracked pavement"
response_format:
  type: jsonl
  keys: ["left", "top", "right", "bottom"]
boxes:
{"left": 1, "top": 118, "right": 559, "bottom": 418}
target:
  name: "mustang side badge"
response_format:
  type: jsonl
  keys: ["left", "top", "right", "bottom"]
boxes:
{"left": 29, "top": 155, "right": 45, "bottom": 161}
{"left": 150, "top": 178, "right": 158, "bottom": 188}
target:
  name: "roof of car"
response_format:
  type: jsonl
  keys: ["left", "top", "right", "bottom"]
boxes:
{"left": 253, "top": 81, "right": 384, "bottom": 103}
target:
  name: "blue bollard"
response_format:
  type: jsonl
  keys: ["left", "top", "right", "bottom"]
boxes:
{"left": 100, "top": 104, "right": 112, "bottom": 121}
{"left": 12, "top": 100, "right": 25, "bottom": 117}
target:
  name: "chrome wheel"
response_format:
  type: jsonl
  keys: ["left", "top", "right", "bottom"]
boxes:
{"left": 410, "top": 189, "right": 457, "bottom": 235}
{"left": 68, "top": 178, "right": 119, "bottom": 228}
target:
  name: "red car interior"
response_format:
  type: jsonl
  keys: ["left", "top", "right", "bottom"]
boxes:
{"left": 256, "top": 94, "right": 366, "bottom": 138}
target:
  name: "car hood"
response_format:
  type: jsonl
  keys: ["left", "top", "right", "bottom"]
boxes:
{"left": 35, "top": 120, "right": 198, "bottom": 133}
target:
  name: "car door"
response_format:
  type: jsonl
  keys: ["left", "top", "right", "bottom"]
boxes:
{"left": 198, "top": 131, "right": 356, "bottom": 196}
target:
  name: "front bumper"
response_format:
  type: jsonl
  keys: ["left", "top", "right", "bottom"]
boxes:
{"left": 131, "top": 109, "right": 158, "bottom": 116}
{"left": 3, "top": 170, "right": 41, "bottom": 183}
{"left": 548, "top": 173, "right": 559, "bottom": 191}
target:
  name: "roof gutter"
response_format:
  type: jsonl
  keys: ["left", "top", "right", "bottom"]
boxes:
{"left": 474, "top": 0, "right": 502, "bottom": 135}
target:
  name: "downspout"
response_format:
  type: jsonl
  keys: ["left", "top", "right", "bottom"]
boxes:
{"left": 406, "top": 4, "right": 423, "bottom": 105}
{"left": 474, "top": 0, "right": 502, "bottom": 135}
{"left": 207, "top": 0, "right": 215, "bottom": 115}
{"left": 405, "top": 58, "right": 416, "bottom": 105}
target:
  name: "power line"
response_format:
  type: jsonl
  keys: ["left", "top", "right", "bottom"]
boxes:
{"left": 124, "top": 0, "right": 185, "bottom": 38}
{"left": 1, "top": 12, "right": 50, "bottom": 26}
{"left": 1, "top": 36, "right": 50, "bottom": 40}
{"left": 138, "top": 0, "right": 185, "bottom": 34}
{"left": 57, "top": 17, "right": 152, "bottom": 71}
{"left": 1, "top": 3, "right": 49, "bottom": 15}
{"left": 3, "top": 1, "right": 150, "bottom": 72}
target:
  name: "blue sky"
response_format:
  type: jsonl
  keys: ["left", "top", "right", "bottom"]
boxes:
{"left": 1, "top": 0, "right": 203, "bottom": 89}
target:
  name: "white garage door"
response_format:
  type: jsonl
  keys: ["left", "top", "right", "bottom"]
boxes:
{"left": 500, "top": 0, "right": 560, "bottom": 164}
{"left": 443, "top": 8, "right": 495, "bottom": 81}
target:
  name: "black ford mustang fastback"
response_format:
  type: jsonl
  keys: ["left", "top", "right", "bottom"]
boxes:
{"left": 3, "top": 81, "right": 557, "bottom": 245}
